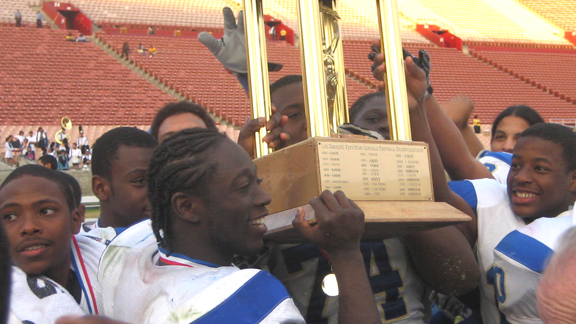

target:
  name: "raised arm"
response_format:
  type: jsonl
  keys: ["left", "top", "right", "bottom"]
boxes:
{"left": 371, "top": 43, "right": 492, "bottom": 182}
{"left": 293, "top": 190, "right": 381, "bottom": 324}
{"left": 372, "top": 50, "right": 479, "bottom": 294}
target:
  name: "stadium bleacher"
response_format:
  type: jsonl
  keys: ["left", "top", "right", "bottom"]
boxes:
{"left": 518, "top": 0, "right": 576, "bottom": 31}
{"left": 0, "top": 0, "right": 41, "bottom": 26}
{"left": 3, "top": 0, "right": 576, "bottom": 159}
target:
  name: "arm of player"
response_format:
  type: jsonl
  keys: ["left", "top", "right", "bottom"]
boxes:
{"left": 441, "top": 96, "right": 485, "bottom": 158}
{"left": 371, "top": 44, "right": 492, "bottom": 182}
{"left": 293, "top": 190, "right": 381, "bottom": 324}
{"left": 403, "top": 56, "right": 479, "bottom": 295}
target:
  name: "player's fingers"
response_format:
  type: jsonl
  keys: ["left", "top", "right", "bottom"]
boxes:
{"left": 406, "top": 56, "right": 426, "bottom": 80}
{"left": 222, "top": 7, "right": 237, "bottom": 30}
{"left": 198, "top": 32, "right": 220, "bottom": 53}
{"left": 310, "top": 195, "right": 332, "bottom": 225}
{"left": 292, "top": 207, "right": 313, "bottom": 238}
{"left": 318, "top": 190, "right": 343, "bottom": 214}
{"left": 237, "top": 10, "right": 245, "bottom": 34}
{"left": 266, "top": 111, "right": 282, "bottom": 131}
{"left": 333, "top": 190, "right": 352, "bottom": 209}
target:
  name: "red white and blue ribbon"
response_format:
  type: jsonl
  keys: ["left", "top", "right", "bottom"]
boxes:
{"left": 71, "top": 236, "right": 99, "bottom": 314}
{"left": 157, "top": 247, "right": 219, "bottom": 268}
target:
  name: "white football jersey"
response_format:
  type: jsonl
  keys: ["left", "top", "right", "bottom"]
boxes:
{"left": 98, "top": 220, "right": 304, "bottom": 324}
{"left": 449, "top": 178, "right": 526, "bottom": 324}
{"left": 492, "top": 210, "right": 575, "bottom": 324}
{"left": 477, "top": 150, "right": 512, "bottom": 185}
{"left": 268, "top": 238, "right": 430, "bottom": 324}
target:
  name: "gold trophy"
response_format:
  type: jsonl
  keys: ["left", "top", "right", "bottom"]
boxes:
{"left": 242, "top": 0, "right": 469, "bottom": 242}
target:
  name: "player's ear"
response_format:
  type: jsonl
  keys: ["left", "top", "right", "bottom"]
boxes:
{"left": 171, "top": 192, "right": 202, "bottom": 224}
{"left": 568, "top": 170, "right": 576, "bottom": 193}
{"left": 71, "top": 208, "right": 82, "bottom": 234}
{"left": 92, "top": 175, "right": 110, "bottom": 202}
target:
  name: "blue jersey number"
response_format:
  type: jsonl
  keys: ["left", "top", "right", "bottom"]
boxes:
{"left": 282, "top": 241, "right": 407, "bottom": 323}
{"left": 486, "top": 265, "right": 509, "bottom": 323}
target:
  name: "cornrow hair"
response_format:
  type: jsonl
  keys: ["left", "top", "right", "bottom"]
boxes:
{"left": 148, "top": 128, "right": 228, "bottom": 252}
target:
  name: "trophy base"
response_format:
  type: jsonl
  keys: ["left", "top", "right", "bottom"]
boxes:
{"left": 263, "top": 200, "right": 471, "bottom": 243}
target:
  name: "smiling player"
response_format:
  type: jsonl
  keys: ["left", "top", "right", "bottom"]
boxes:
{"left": 98, "top": 128, "right": 381, "bottom": 324}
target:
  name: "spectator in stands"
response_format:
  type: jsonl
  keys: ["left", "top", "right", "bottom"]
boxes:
{"left": 148, "top": 45, "right": 156, "bottom": 57}
{"left": 150, "top": 101, "right": 217, "bottom": 143}
{"left": 122, "top": 42, "right": 130, "bottom": 59}
{"left": 26, "top": 131, "right": 36, "bottom": 160}
{"left": 36, "top": 127, "right": 48, "bottom": 154}
{"left": 15, "top": 131, "right": 25, "bottom": 148}
{"left": 66, "top": 33, "right": 75, "bottom": 41}
{"left": 280, "top": 28, "right": 287, "bottom": 41}
{"left": 90, "top": 127, "right": 157, "bottom": 232}
{"left": 77, "top": 130, "right": 89, "bottom": 155}
{"left": 37, "top": 154, "right": 58, "bottom": 170}
{"left": 70, "top": 143, "right": 82, "bottom": 169}
{"left": 4, "top": 136, "right": 17, "bottom": 166}
{"left": 57, "top": 148, "right": 70, "bottom": 171}
{"left": 76, "top": 34, "right": 88, "bottom": 43}
{"left": 490, "top": 105, "right": 544, "bottom": 153}
{"left": 147, "top": 26, "right": 155, "bottom": 36}
{"left": 473, "top": 115, "right": 481, "bottom": 134}
{"left": 36, "top": 11, "right": 43, "bottom": 28}
{"left": 14, "top": 10, "right": 22, "bottom": 27}
{"left": 137, "top": 43, "right": 146, "bottom": 56}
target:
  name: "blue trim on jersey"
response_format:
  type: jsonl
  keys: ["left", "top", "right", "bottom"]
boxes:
{"left": 448, "top": 181, "right": 478, "bottom": 212}
{"left": 157, "top": 246, "right": 220, "bottom": 268}
{"left": 194, "top": 270, "right": 291, "bottom": 324}
{"left": 478, "top": 150, "right": 513, "bottom": 165}
{"left": 495, "top": 230, "right": 553, "bottom": 274}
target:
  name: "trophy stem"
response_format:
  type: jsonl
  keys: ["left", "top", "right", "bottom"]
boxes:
{"left": 376, "top": 0, "right": 412, "bottom": 141}
{"left": 297, "top": 0, "right": 332, "bottom": 138}
{"left": 243, "top": 0, "right": 272, "bottom": 157}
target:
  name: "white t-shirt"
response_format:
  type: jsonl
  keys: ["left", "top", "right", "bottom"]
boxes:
{"left": 26, "top": 135, "right": 36, "bottom": 150}
{"left": 77, "top": 136, "right": 89, "bottom": 147}
{"left": 4, "top": 142, "right": 14, "bottom": 158}
{"left": 70, "top": 148, "right": 82, "bottom": 164}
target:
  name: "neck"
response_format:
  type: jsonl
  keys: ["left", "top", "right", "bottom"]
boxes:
{"left": 169, "top": 239, "right": 232, "bottom": 267}
{"left": 45, "top": 254, "right": 72, "bottom": 289}
{"left": 98, "top": 206, "right": 127, "bottom": 228}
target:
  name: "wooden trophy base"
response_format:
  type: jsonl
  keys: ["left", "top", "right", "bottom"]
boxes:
{"left": 254, "top": 137, "right": 470, "bottom": 243}
{"left": 262, "top": 201, "right": 471, "bottom": 243}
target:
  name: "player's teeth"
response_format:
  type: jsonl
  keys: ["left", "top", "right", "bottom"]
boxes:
{"left": 516, "top": 192, "right": 537, "bottom": 198}
{"left": 250, "top": 218, "right": 264, "bottom": 226}
{"left": 24, "top": 245, "right": 45, "bottom": 251}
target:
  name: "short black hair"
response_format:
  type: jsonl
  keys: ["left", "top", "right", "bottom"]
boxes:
{"left": 38, "top": 155, "right": 58, "bottom": 170}
{"left": 150, "top": 101, "right": 217, "bottom": 140}
{"left": 58, "top": 172, "right": 82, "bottom": 208}
{"left": 270, "top": 75, "right": 302, "bottom": 95}
{"left": 148, "top": 128, "right": 228, "bottom": 252}
{"left": 92, "top": 127, "right": 157, "bottom": 180}
{"left": 519, "top": 123, "right": 576, "bottom": 172}
{"left": 0, "top": 165, "right": 74, "bottom": 212}
{"left": 349, "top": 92, "right": 386, "bottom": 123}
{"left": 491, "top": 105, "right": 544, "bottom": 140}
{"left": 0, "top": 223, "right": 10, "bottom": 324}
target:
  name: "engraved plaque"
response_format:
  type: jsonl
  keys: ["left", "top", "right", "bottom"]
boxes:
{"left": 317, "top": 139, "right": 432, "bottom": 201}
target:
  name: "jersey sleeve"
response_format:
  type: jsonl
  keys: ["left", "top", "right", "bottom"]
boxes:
{"left": 492, "top": 230, "right": 553, "bottom": 323}
{"left": 448, "top": 180, "right": 478, "bottom": 212}
{"left": 477, "top": 150, "right": 512, "bottom": 185}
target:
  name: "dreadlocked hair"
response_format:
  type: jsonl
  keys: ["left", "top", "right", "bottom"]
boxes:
{"left": 148, "top": 128, "right": 228, "bottom": 252}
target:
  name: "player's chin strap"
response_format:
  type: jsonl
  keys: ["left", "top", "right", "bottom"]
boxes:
{"left": 70, "top": 236, "right": 99, "bottom": 314}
